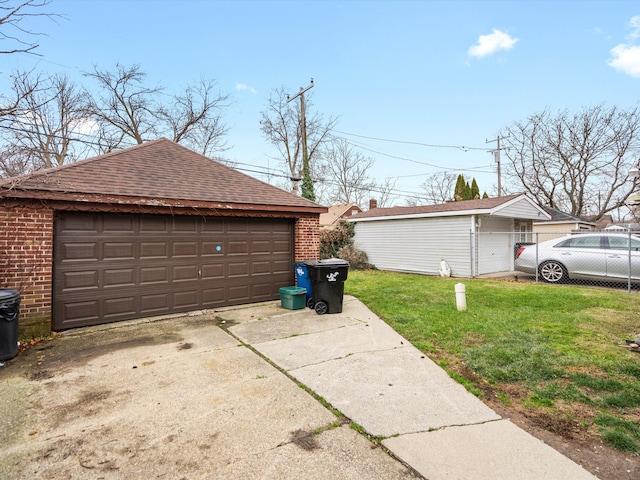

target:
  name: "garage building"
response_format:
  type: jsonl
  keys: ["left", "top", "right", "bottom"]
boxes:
{"left": 0, "top": 139, "right": 324, "bottom": 332}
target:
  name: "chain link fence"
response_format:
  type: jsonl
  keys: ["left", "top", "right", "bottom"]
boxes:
{"left": 472, "top": 230, "right": 640, "bottom": 292}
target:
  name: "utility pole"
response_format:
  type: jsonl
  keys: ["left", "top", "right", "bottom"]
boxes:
{"left": 287, "top": 78, "right": 315, "bottom": 201}
{"left": 486, "top": 135, "right": 505, "bottom": 197}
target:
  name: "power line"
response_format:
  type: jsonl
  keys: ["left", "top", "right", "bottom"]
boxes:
{"left": 334, "top": 130, "right": 491, "bottom": 152}
{"left": 339, "top": 137, "right": 494, "bottom": 174}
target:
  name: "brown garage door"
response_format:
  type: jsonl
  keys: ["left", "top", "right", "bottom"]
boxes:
{"left": 53, "top": 212, "right": 294, "bottom": 330}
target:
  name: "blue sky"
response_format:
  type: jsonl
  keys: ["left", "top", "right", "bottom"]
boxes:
{"left": 4, "top": 0, "right": 640, "bottom": 204}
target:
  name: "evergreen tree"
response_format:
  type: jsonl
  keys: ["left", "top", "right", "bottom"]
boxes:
{"left": 454, "top": 175, "right": 466, "bottom": 201}
{"left": 471, "top": 178, "right": 480, "bottom": 199}
{"left": 464, "top": 181, "right": 472, "bottom": 200}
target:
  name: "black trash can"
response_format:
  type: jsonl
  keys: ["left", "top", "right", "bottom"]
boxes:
{"left": 307, "top": 259, "right": 349, "bottom": 315}
{"left": 0, "top": 288, "right": 20, "bottom": 361}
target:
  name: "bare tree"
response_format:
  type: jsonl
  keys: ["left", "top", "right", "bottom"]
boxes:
{"left": 0, "top": 0, "right": 57, "bottom": 55}
{"left": 157, "top": 76, "right": 230, "bottom": 156}
{"left": 84, "top": 64, "right": 230, "bottom": 156}
{"left": 0, "top": 71, "right": 90, "bottom": 176}
{"left": 420, "top": 172, "right": 457, "bottom": 204}
{"left": 84, "top": 63, "right": 163, "bottom": 148}
{"left": 501, "top": 104, "right": 640, "bottom": 220}
{"left": 321, "top": 138, "right": 375, "bottom": 206}
{"left": 0, "top": 1, "right": 58, "bottom": 119}
{"left": 374, "top": 177, "right": 398, "bottom": 208}
{"left": 260, "top": 87, "right": 337, "bottom": 194}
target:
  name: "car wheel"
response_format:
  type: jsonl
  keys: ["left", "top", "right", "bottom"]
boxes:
{"left": 539, "top": 260, "right": 568, "bottom": 283}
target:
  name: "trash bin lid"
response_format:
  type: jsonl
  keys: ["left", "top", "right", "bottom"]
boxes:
{"left": 0, "top": 288, "right": 19, "bottom": 301}
{"left": 316, "top": 258, "right": 349, "bottom": 267}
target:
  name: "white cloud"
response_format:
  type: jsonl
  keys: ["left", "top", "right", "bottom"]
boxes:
{"left": 607, "top": 16, "right": 640, "bottom": 78}
{"left": 70, "top": 117, "right": 99, "bottom": 136}
{"left": 235, "top": 82, "right": 257, "bottom": 94}
{"left": 608, "top": 43, "right": 640, "bottom": 78}
{"left": 468, "top": 29, "right": 519, "bottom": 59}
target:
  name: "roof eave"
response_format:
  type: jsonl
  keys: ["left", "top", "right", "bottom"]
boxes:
{"left": 0, "top": 189, "right": 327, "bottom": 215}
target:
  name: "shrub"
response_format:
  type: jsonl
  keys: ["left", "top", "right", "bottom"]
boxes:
{"left": 337, "top": 245, "right": 370, "bottom": 270}
{"left": 319, "top": 221, "right": 354, "bottom": 259}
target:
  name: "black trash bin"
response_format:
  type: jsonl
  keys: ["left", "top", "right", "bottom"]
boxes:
{"left": 307, "top": 259, "right": 349, "bottom": 315}
{"left": 0, "top": 288, "right": 20, "bottom": 361}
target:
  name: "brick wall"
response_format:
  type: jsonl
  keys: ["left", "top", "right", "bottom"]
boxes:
{"left": 295, "top": 215, "right": 320, "bottom": 261}
{"left": 0, "top": 206, "right": 54, "bottom": 337}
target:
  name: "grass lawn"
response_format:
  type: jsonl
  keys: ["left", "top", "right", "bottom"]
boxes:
{"left": 344, "top": 270, "right": 640, "bottom": 453}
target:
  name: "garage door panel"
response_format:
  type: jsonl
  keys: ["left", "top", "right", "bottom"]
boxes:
{"left": 273, "top": 259, "right": 293, "bottom": 274}
{"left": 273, "top": 240, "right": 292, "bottom": 253}
{"left": 102, "top": 216, "right": 136, "bottom": 233}
{"left": 202, "top": 241, "right": 223, "bottom": 256}
{"left": 140, "top": 294, "right": 169, "bottom": 314}
{"left": 103, "top": 268, "right": 135, "bottom": 287}
{"left": 172, "top": 216, "right": 198, "bottom": 233}
{"left": 173, "top": 241, "right": 198, "bottom": 257}
{"left": 54, "top": 213, "right": 294, "bottom": 330}
{"left": 228, "top": 262, "right": 248, "bottom": 276}
{"left": 104, "top": 242, "right": 135, "bottom": 260}
{"left": 140, "top": 216, "right": 169, "bottom": 232}
{"left": 201, "top": 263, "right": 224, "bottom": 279}
{"left": 104, "top": 296, "right": 136, "bottom": 317}
{"left": 62, "top": 243, "right": 99, "bottom": 262}
{"left": 140, "top": 242, "right": 168, "bottom": 258}
{"left": 63, "top": 305, "right": 99, "bottom": 325}
{"left": 228, "top": 240, "right": 248, "bottom": 254}
{"left": 173, "top": 290, "right": 199, "bottom": 309}
{"left": 250, "top": 240, "right": 271, "bottom": 253}
{"left": 173, "top": 264, "right": 199, "bottom": 281}
{"left": 141, "top": 266, "right": 169, "bottom": 284}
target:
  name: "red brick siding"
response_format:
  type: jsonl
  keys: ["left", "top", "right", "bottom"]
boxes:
{"left": 0, "top": 207, "right": 53, "bottom": 327}
{"left": 295, "top": 215, "right": 320, "bottom": 261}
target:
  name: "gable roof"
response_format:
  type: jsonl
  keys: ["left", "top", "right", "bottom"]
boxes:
{"left": 0, "top": 138, "right": 324, "bottom": 214}
{"left": 350, "top": 193, "right": 550, "bottom": 222}
{"left": 319, "top": 203, "right": 362, "bottom": 226}
{"left": 535, "top": 206, "right": 597, "bottom": 226}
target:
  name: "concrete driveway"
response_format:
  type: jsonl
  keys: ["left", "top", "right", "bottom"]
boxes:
{"left": 1, "top": 296, "right": 598, "bottom": 480}
{"left": 0, "top": 304, "right": 417, "bottom": 480}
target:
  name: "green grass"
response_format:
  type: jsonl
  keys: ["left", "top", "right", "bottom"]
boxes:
{"left": 345, "top": 270, "right": 640, "bottom": 453}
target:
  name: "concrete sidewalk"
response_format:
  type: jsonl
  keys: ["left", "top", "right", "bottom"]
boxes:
{"left": 223, "top": 295, "right": 599, "bottom": 480}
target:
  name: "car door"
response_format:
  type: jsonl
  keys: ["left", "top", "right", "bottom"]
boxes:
{"left": 552, "top": 235, "right": 607, "bottom": 280}
{"left": 604, "top": 235, "right": 640, "bottom": 281}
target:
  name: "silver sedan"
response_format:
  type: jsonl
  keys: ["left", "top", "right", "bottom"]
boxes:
{"left": 514, "top": 233, "right": 640, "bottom": 284}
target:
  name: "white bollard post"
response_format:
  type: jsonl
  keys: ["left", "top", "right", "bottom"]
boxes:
{"left": 455, "top": 283, "right": 467, "bottom": 311}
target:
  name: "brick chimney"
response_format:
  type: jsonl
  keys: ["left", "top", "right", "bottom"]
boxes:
{"left": 369, "top": 198, "right": 378, "bottom": 210}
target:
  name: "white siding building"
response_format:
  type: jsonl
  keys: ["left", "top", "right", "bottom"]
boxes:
{"left": 349, "top": 194, "right": 550, "bottom": 277}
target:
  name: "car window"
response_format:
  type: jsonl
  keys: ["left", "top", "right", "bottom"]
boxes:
{"left": 608, "top": 236, "right": 640, "bottom": 251}
{"left": 556, "top": 236, "right": 602, "bottom": 249}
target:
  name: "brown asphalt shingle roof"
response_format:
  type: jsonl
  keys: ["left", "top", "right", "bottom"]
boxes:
{"left": 350, "top": 194, "right": 525, "bottom": 220}
{"left": 0, "top": 138, "right": 323, "bottom": 212}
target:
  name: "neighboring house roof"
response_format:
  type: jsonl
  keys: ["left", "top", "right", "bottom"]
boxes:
{"left": 0, "top": 138, "right": 325, "bottom": 214}
{"left": 349, "top": 193, "right": 550, "bottom": 222}
{"left": 319, "top": 203, "right": 362, "bottom": 226}
{"left": 534, "top": 206, "right": 597, "bottom": 227}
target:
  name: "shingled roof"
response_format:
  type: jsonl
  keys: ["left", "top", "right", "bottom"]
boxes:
{"left": 0, "top": 138, "right": 324, "bottom": 214}
{"left": 349, "top": 194, "right": 533, "bottom": 220}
